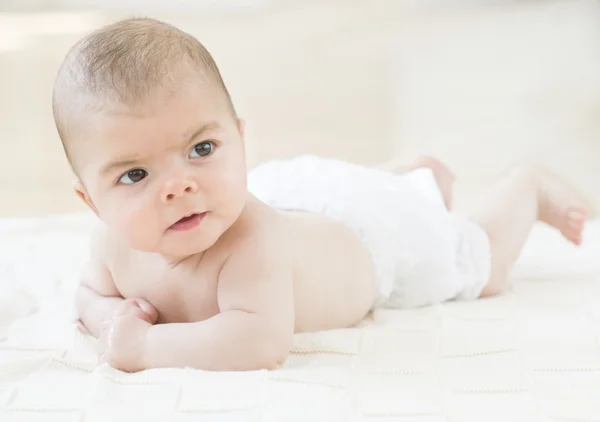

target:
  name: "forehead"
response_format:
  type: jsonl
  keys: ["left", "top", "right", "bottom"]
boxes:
{"left": 70, "top": 80, "right": 231, "bottom": 166}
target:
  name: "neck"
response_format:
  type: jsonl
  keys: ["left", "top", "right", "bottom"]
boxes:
{"left": 162, "top": 250, "right": 204, "bottom": 269}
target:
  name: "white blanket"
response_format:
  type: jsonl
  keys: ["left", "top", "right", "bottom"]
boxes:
{"left": 1, "top": 213, "right": 599, "bottom": 421}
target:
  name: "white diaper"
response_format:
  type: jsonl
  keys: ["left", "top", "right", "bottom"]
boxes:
{"left": 247, "top": 155, "right": 491, "bottom": 309}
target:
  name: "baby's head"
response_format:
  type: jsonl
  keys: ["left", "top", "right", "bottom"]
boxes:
{"left": 53, "top": 18, "right": 248, "bottom": 258}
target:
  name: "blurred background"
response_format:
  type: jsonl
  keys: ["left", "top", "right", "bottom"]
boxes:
{"left": 0, "top": 0, "right": 599, "bottom": 218}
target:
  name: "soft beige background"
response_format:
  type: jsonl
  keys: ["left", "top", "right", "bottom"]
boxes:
{"left": 1, "top": 0, "right": 599, "bottom": 217}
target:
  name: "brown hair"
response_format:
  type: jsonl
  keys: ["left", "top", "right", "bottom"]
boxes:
{"left": 52, "top": 17, "right": 235, "bottom": 164}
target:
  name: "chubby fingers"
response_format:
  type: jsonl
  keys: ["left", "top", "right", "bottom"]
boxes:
{"left": 133, "top": 298, "right": 159, "bottom": 324}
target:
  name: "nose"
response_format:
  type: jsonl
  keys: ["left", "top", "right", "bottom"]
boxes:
{"left": 160, "top": 175, "right": 198, "bottom": 203}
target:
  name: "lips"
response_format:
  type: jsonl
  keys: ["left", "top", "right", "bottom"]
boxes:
{"left": 169, "top": 212, "right": 206, "bottom": 231}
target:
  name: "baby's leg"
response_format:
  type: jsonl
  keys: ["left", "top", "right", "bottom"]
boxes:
{"left": 378, "top": 156, "right": 455, "bottom": 210}
{"left": 470, "top": 165, "right": 588, "bottom": 297}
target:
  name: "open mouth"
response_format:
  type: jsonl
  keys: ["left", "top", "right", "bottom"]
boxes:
{"left": 169, "top": 212, "right": 206, "bottom": 231}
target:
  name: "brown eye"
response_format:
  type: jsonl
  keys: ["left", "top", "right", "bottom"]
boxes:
{"left": 190, "top": 141, "right": 214, "bottom": 158}
{"left": 119, "top": 169, "right": 147, "bottom": 185}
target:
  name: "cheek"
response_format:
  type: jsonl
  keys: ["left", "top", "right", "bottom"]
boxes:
{"left": 210, "top": 165, "right": 247, "bottom": 208}
{"left": 96, "top": 192, "right": 161, "bottom": 248}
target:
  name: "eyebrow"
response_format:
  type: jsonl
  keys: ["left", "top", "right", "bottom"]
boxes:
{"left": 100, "top": 157, "right": 142, "bottom": 176}
{"left": 183, "top": 121, "right": 221, "bottom": 144}
{"left": 100, "top": 121, "right": 222, "bottom": 176}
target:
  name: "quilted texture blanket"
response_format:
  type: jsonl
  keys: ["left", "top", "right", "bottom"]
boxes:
{"left": 0, "top": 213, "right": 599, "bottom": 421}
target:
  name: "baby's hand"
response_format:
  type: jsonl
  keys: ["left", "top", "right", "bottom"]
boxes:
{"left": 98, "top": 314, "right": 150, "bottom": 372}
{"left": 104, "top": 298, "right": 158, "bottom": 328}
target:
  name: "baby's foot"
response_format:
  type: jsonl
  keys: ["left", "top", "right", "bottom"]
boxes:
{"left": 535, "top": 167, "right": 589, "bottom": 245}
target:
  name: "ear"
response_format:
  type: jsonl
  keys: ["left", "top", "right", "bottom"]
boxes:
{"left": 237, "top": 117, "right": 245, "bottom": 142}
{"left": 73, "top": 180, "right": 98, "bottom": 215}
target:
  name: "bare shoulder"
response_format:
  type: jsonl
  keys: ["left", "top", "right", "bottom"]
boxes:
{"left": 86, "top": 221, "right": 111, "bottom": 267}
{"left": 81, "top": 221, "right": 122, "bottom": 296}
{"left": 216, "top": 200, "right": 294, "bottom": 311}
{"left": 89, "top": 221, "right": 131, "bottom": 267}
{"left": 220, "top": 199, "right": 293, "bottom": 265}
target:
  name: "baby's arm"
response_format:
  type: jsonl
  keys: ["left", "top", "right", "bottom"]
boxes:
{"left": 76, "top": 271, "right": 123, "bottom": 338}
{"left": 77, "top": 228, "right": 156, "bottom": 338}
{"left": 142, "top": 234, "right": 295, "bottom": 371}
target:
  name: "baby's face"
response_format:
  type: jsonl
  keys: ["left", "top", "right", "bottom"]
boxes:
{"left": 73, "top": 82, "right": 247, "bottom": 258}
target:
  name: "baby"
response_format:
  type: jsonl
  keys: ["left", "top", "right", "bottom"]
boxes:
{"left": 52, "top": 18, "right": 589, "bottom": 372}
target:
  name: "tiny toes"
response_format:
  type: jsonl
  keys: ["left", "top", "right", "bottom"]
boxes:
{"left": 567, "top": 218, "right": 584, "bottom": 230}
{"left": 562, "top": 223, "right": 584, "bottom": 245}
{"left": 567, "top": 209, "right": 587, "bottom": 221}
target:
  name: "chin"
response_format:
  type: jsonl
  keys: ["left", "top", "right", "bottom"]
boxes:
{"left": 161, "top": 226, "right": 226, "bottom": 257}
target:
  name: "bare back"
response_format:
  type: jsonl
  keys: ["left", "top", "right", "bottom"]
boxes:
{"left": 283, "top": 211, "right": 377, "bottom": 331}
